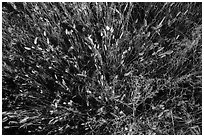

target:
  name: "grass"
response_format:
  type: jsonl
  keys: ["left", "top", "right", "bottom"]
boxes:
{"left": 2, "top": 2, "right": 202, "bottom": 135}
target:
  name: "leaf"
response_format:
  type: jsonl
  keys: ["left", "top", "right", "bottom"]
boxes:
{"left": 47, "top": 38, "right": 50, "bottom": 45}
{"left": 19, "top": 116, "right": 29, "bottom": 124}
{"left": 34, "top": 37, "right": 38, "bottom": 45}
{"left": 157, "top": 47, "right": 164, "bottom": 53}
{"left": 147, "top": 31, "right": 151, "bottom": 37}
{"left": 2, "top": 111, "right": 8, "bottom": 115}
{"left": 24, "top": 47, "right": 31, "bottom": 50}
{"left": 76, "top": 74, "right": 87, "bottom": 77}
{"left": 2, "top": 117, "right": 8, "bottom": 123}
{"left": 106, "top": 26, "right": 110, "bottom": 30}
{"left": 159, "top": 50, "right": 173, "bottom": 56}
{"left": 157, "top": 17, "right": 166, "bottom": 28}
{"left": 20, "top": 122, "right": 33, "bottom": 129}
{"left": 28, "top": 95, "right": 36, "bottom": 99}
{"left": 8, "top": 114, "right": 17, "bottom": 118}
{"left": 154, "top": 43, "right": 159, "bottom": 46}
{"left": 4, "top": 126, "right": 11, "bottom": 129}
{"left": 152, "top": 47, "right": 164, "bottom": 56}
{"left": 184, "top": 10, "right": 188, "bottom": 15}
{"left": 158, "top": 111, "right": 164, "bottom": 119}
{"left": 62, "top": 79, "right": 67, "bottom": 87}
{"left": 43, "top": 31, "right": 46, "bottom": 36}
{"left": 48, "top": 118, "right": 55, "bottom": 124}
{"left": 8, "top": 121, "right": 18, "bottom": 125}
{"left": 176, "top": 11, "right": 181, "bottom": 17}
{"left": 124, "top": 71, "right": 133, "bottom": 76}
{"left": 48, "top": 118, "right": 59, "bottom": 125}
{"left": 139, "top": 52, "right": 144, "bottom": 56}
{"left": 144, "top": 18, "right": 147, "bottom": 26}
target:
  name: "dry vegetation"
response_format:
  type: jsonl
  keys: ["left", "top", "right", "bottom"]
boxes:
{"left": 2, "top": 2, "right": 202, "bottom": 135}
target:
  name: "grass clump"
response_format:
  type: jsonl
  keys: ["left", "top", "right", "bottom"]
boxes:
{"left": 2, "top": 2, "right": 202, "bottom": 135}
